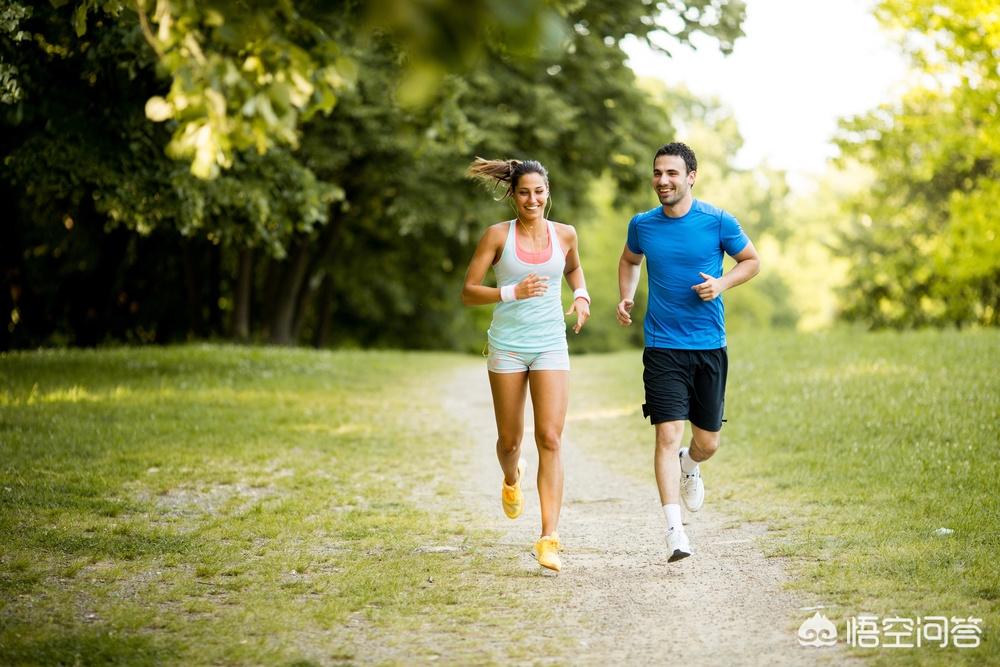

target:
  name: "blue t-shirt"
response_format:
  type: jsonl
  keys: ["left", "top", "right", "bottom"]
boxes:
{"left": 626, "top": 200, "right": 749, "bottom": 350}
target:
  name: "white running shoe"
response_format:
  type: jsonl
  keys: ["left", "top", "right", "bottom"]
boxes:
{"left": 666, "top": 527, "right": 692, "bottom": 562}
{"left": 680, "top": 468, "right": 704, "bottom": 512}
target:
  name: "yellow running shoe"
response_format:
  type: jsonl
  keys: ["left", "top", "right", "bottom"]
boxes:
{"left": 533, "top": 533, "right": 561, "bottom": 572}
{"left": 502, "top": 458, "right": 526, "bottom": 519}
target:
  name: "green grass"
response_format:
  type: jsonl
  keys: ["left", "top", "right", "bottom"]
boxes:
{"left": 568, "top": 327, "right": 999, "bottom": 666}
{"left": 1, "top": 330, "right": 998, "bottom": 666}
{"left": 0, "top": 346, "right": 562, "bottom": 666}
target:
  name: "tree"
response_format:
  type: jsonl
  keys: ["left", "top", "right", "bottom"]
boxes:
{"left": 834, "top": 0, "right": 1000, "bottom": 328}
{"left": 1, "top": 0, "right": 748, "bottom": 350}
{"left": 1, "top": 1, "right": 343, "bottom": 345}
{"left": 288, "top": 0, "right": 749, "bottom": 351}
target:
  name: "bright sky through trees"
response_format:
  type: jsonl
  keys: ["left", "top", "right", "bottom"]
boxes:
{"left": 624, "top": 0, "right": 910, "bottom": 177}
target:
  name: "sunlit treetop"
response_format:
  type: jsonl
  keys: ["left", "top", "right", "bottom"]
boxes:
{"left": 11, "top": 0, "right": 744, "bottom": 179}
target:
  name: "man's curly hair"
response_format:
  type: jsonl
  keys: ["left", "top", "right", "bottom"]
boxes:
{"left": 654, "top": 142, "right": 698, "bottom": 174}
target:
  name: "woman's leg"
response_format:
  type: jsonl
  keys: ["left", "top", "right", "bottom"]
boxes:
{"left": 527, "top": 370, "right": 569, "bottom": 538}
{"left": 488, "top": 370, "right": 529, "bottom": 486}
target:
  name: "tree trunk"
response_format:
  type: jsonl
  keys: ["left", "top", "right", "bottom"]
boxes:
{"left": 260, "top": 255, "right": 282, "bottom": 340}
{"left": 207, "top": 242, "right": 222, "bottom": 336}
{"left": 312, "top": 273, "right": 335, "bottom": 349}
{"left": 292, "top": 269, "right": 325, "bottom": 343}
{"left": 181, "top": 238, "right": 205, "bottom": 339}
{"left": 292, "top": 216, "right": 345, "bottom": 343}
{"left": 231, "top": 247, "right": 254, "bottom": 343}
{"left": 268, "top": 234, "right": 311, "bottom": 346}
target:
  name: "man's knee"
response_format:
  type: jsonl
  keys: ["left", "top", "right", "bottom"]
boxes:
{"left": 690, "top": 430, "right": 720, "bottom": 459}
{"left": 654, "top": 420, "right": 686, "bottom": 450}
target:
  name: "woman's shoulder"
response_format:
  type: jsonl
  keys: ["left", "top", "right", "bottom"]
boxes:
{"left": 480, "top": 220, "right": 512, "bottom": 241}
{"left": 489, "top": 220, "right": 514, "bottom": 232}
{"left": 550, "top": 220, "right": 578, "bottom": 242}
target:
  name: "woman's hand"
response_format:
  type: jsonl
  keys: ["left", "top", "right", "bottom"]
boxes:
{"left": 517, "top": 272, "right": 549, "bottom": 299}
{"left": 567, "top": 297, "right": 590, "bottom": 333}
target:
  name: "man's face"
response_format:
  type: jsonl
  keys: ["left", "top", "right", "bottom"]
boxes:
{"left": 652, "top": 154, "right": 696, "bottom": 207}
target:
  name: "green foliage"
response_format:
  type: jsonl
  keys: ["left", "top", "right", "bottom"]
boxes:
{"left": 357, "top": 0, "right": 567, "bottom": 107}
{"left": 567, "top": 173, "right": 647, "bottom": 354}
{"left": 835, "top": 0, "right": 1000, "bottom": 329}
{"left": 1, "top": 0, "right": 751, "bottom": 350}
{"left": 0, "top": 0, "right": 31, "bottom": 103}
{"left": 761, "top": 165, "right": 875, "bottom": 332}
{"left": 0, "top": 4, "right": 346, "bottom": 346}
{"left": 50, "top": 0, "right": 358, "bottom": 179}
{"left": 11, "top": 0, "right": 746, "bottom": 179}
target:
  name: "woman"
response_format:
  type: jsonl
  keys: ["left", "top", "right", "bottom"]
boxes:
{"left": 461, "top": 157, "right": 590, "bottom": 572}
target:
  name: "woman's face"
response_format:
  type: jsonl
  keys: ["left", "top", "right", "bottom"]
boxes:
{"left": 512, "top": 172, "right": 548, "bottom": 221}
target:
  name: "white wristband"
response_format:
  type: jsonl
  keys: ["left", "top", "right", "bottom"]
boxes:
{"left": 500, "top": 285, "right": 517, "bottom": 302}
{"left": 573, "top": 288, "right": 591, "bottom": 304}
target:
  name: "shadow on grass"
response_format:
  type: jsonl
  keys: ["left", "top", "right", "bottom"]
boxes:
{"left": 29, "top": 525, "right": 192, "bottom": 561}
{"left": 0, "top": 629, "right": 179, "bottom": 667}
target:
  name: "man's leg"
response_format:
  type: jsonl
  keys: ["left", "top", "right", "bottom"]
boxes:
{"left": 680, "top": 347, "right": 727, "bottom": 512}
{"left": 643, "top": 347, "right": 696, "bottom": 561}
{"left": 654, "top": 420, "right": 691, "bottom": 562}
{"left": 687, "top": 425, "right": 720, "bottom": 463}
{"left": 654, "top": 420, "right": 686, "bottom": 506}
{"left": 678, "top": 426, "right": 717, "bottom": 512}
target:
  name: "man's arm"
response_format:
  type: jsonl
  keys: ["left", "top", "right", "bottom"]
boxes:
{"left": 692, "top": 239, "right": 761, "bottom": 302}
{"left": 617, "top": 244, "right": 644, "bottom": 326}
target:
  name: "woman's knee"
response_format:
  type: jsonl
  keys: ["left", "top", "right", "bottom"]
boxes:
{"left": 534, "top": 428, "right": 562, "bottom": 453}
{"left": 496, "top": 431, "right": 523, "bottom": 456}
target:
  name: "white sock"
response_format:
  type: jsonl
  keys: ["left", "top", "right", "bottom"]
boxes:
{"left": 663, "top": 504, "right": 683, "bottom": 532}
{"left": 680, "top": 447, "right": 700, "bottom": 475}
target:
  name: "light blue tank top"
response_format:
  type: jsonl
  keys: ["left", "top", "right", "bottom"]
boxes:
{"left": 488, "top": 220, "right": 568, "bottom": 352}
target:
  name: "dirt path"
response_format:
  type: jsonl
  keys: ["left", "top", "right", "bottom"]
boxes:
{"left": 444, "top": 363, "right": 860, "bottom": 666}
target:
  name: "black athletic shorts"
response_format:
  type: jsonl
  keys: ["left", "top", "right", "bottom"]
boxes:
{"left": 641, "top": 347, "right": 728, "bottom": 431}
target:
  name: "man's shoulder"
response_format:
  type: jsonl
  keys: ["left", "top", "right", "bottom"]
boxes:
{"left": 690, "top": 199, "right": 732, "bottom": 220}
{"left": 630, "top": 206, "right": 665, "bottom": 225}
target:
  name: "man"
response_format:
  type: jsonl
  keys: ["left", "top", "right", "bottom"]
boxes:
{"left": 617, "top": 142, "right": 760, "bottom": 562}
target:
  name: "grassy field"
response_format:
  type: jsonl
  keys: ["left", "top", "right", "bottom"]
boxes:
{"left": 568, "top": 328, "right": 999, "bottom": 667}
{"left": 1, "top": 329, "right": 998, "bottom": 666}
{"left": 0, "top": 347, "right": 564, "bottom": 666}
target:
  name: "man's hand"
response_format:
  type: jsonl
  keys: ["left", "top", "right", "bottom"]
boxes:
{"left": 617, "top": 299, "right": 634, "bottom": 326}
{"left": 692, "top": 272, "right": 722, "bottom": 301}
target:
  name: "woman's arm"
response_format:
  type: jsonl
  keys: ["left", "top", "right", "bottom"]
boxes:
{"left": 462, "top": 224, "right": 505, "bottom": 306}
{"left": 559, "top": 225, "right": 585, "bottom": 291}
{"left": 462, "top": 223, "right": 550, "bottom": 306}
{"left": 558, "top": 224, "right": 590, "bottom": 333}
